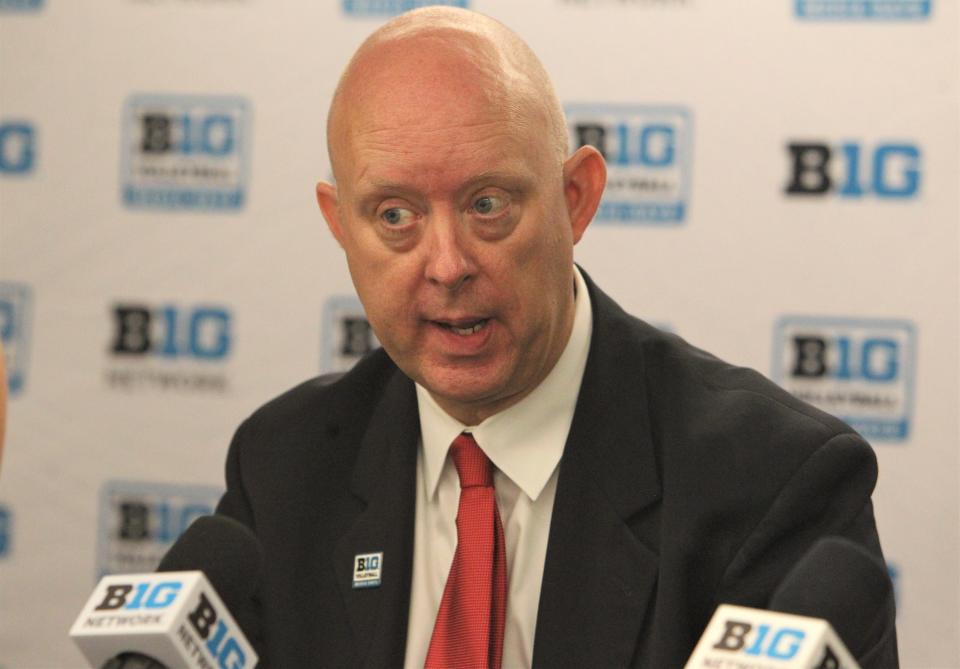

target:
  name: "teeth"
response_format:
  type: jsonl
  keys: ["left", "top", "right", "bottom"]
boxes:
{"left": 448, "top": 320, "right": 487, "bottom": 335}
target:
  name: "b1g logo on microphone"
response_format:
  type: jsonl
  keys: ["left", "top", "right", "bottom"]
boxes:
{"left": 0, "top": 0, "right": 43, "bottom": 10}
{"left": 566, "top": 105, "right": 692, "bottom": 224}
{"left": 0, "top": 282, "right": 32, "bottom": 398}
{"left": 97, "top": 481, "right": 222, "bottom": 576}
{"left": 712, "top": 619, "right": 808, "bottom": 661}
{"left": 0, "top": 505, "right": 11, "bottom": 558}
{"left": 784, "top": 141, "right": 921, "bottom": 199}
{"left": 321, "top": 296, "right": 380, "bottom": 373}
{"left": 185, "top": 591, "right": 251, "bottom": 669}
{"left": 342, "top": 0, "right": 467, "bottom": 16}
{"left": 106, "top": 302, "right": 232, "bottom": 393}
{"left": 773, "top": 317, "right": 915, "bottom": 441}
{"left": 94, "top": 580, "right": 184, "bottom": 612}
{"left": 795, "top": 0, "right": 931, "bottom": 19}
{"left": 0, "top": 121, "right": 35, "bottom": 175}
{"left": 121, "top": 95, "right": 250, "bottom": 210}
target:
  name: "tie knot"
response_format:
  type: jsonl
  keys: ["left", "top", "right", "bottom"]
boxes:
{"left": 450, "top": 433, "right": 493, "bottom": 489}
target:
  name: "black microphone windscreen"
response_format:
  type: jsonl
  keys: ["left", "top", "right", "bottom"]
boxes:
{"left": 769, "top": 536, "right": 894, "bottom": 657}
{"left": 157, "top": 514, "right": 264, "bottom": 641}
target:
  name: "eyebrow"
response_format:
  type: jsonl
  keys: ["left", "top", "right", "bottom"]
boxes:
{"left": 354, "top": 169, "right": 536, "bottom": 208}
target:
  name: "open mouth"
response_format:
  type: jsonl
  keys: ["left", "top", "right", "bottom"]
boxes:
{"left": 435, "top": 318, "right": 490, "bottom": 336}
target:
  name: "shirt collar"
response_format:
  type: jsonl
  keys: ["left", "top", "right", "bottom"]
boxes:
{"left": 416, "top": 266, "right": 593, "bottom": 502}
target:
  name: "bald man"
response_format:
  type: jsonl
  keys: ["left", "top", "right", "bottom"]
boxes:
{"left": 214, "top": 8, "right": 897, "bottom": 668}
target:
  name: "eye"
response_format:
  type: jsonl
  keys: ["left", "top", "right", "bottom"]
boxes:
{"left": 380, "top": 206, "right": 416, "bottom": 226}
{"left": 472, "top": 194, "right": 508, "bottom": 217}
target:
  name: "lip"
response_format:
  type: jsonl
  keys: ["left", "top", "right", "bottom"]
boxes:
{"left": 425, "top": 315, "right": 495, "bottom": 355}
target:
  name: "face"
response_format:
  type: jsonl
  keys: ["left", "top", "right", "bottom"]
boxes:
{"left": 318, "top": 46, "right": 603, "bottom": 424}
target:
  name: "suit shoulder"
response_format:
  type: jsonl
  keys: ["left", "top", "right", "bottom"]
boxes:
{"left": 240, "top": 348, "right": 398, "bottom": 437}
{"left": 637, "top": 325, "right": 856, "bottom": 444}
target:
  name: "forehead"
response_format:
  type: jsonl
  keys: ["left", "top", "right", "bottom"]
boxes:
{"left": 332, "top": 37, "right": 554, "bottom": 194}
{"left": 349, "top": 113, "right": 536, "bottom": 193}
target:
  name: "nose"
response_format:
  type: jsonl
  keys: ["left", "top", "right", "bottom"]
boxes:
{"left": 424, "top": 211, "right": 474, "bottom": 291}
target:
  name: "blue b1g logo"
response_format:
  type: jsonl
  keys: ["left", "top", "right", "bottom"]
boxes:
{"left": 795, "top": 0, "right": 931, "bottom": 19}
{"left": 111, "top": 303, "right": 232, "bottom": 360}
{"left": 0, "top": 505, "right": 11, "bottom": 558}
{"left": 98, "top": 481, "right": 222, "bottom": 576}
{"left": 321, "top": 296, "right": 380, "bottom": 373}
{"left": 785, "top": 141, "right": 921, "bottom": 199}
{"left": 0, "top": 282, "right": 32, "bottom": 397}
{"left": 566, "top": 105, "right": 692, "bottom": 223}
{"left": 0, "top": 122, "right": 35, "bottom": 174}
{"left": 353, "top": 551, "right": 383, "bottom": 588}
{"left": 121, "top": 95, "right": 250, "bottom": 210}
{"left": 0, "top": 0, "right": 43, "bottom": 10}
{"left": 342, "top": 0, "right": 467, "bottom": 15}
{"left": 773, "top": 317, "right": 915, "bottom": 440}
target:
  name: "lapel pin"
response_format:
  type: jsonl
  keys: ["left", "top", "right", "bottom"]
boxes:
{"left": 352, "top": 552, "right": 383, "bottom": 589}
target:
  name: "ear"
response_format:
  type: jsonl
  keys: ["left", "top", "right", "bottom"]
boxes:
{"left": 562, "top": 145, "right": 606, "bottom": 244}
{"left": 316, "top": 181, "right": 345, "bottom": 247}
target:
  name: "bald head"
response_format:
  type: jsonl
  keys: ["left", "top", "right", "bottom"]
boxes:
{"left": 326, "top": 7, "right": 568, "bottom": 183}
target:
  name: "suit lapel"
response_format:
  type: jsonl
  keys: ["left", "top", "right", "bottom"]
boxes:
{"left": 332, "top": 368, "right": 419, "bottom": 668}
{"left": 533, "top": 274, "right": 662, "bottom": 668}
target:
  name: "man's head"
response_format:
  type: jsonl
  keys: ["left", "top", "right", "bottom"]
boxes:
{"left": 316, "top": 7, "right": 605, "bottom": 425}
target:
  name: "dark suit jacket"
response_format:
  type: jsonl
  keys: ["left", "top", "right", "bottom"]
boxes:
{"left": 216, "top": 272, "right": 897, "bottom": 668}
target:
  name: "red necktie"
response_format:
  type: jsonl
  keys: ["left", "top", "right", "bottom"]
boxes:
{"left": 424, "top": 433, "right": 507, "bottom": 669}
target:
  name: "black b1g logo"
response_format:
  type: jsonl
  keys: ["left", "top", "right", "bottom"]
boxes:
{"left": 122, "top": 95, "right": 249, "bottom": 209}
{"left": 774, "top": 318, "right": 915, "bottom": 441}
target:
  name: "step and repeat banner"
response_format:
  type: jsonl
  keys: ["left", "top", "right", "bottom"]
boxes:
{"left": 1, "top": 1, "right": 957, "bottom": 667}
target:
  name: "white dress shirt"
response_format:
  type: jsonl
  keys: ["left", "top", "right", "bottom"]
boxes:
{"left": 403, "top": 267, "right": 593, "bottom": 669}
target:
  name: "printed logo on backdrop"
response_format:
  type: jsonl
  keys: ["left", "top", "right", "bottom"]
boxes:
{"left": 0, "top": 282, "right": 32, "bottom": 397}
{"left": 886, "top": 562, "right": 900, "bottom": 610}
{"left": 795, "top": 0, "right": 931, "bottom": 19}
{"left": 566, "top": 105, "right": 692, "bottom": 224}
{"left": 0, "top": 0, "right": 43, "bottom": 10}
{"left": 559, "top": 0, "right": 690, "bottom": 6}
{"left": 0, "top": 505, "right": 11, "bottom": 558}
{"left": 785, "top": 141, "right": 921, "bottom": 199}
{"left": 0, "top": 121, "right": 35, "bottom": 175}
{"left": 105, "top": 302, "right": 233, "bottom": 393}
{"left": 321, "top": 296, "right": 380, "bottom": 373}
{"left": 773, "top": 317, "right": 915, "bottom": 441}
{"left": 121, "top": 95, "right": 250, "bottom": 210}
{"left": 97, "top": 481, "right": 221, "bottom": 577}
{"left": 342, "top": 0, "right": 467, "bottom": 15}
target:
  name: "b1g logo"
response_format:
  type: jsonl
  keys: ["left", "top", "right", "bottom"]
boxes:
{"left": 785, "top": 142, "right": 921, "bottom": 198}
{"left": 111, "top": 304, "right": 232, "bottom": 360}
{"left": 0, "top": 122, "right": 35, "bottom": 174}
{"left": 566, "top": 105, "right": 692, "bottom": 223}
{"left": 773, "top": 318, "right": 915, "bottom": 440}
{"left": 94, "top": 580, "right": 183, "bottom": 612}
{"left": 0, "top": 505, "right": 11, "bottom": 558}
{"left": 97, "top": 481, "right": 221, "bottom": 576}
{"left": 121, "top": 95, "right": 250, "bottom": 210}
{"left": 0, "top": 0, "right": 43, "bottom": 10}
{"left": 795, "top": 0, "right": 931, "bottom": 19}
{"left": 342, "top": 0, "right": 467, "bottom": 15}
{"left": 0, "top": 282, "right": 32, "bottom": 397}
{"left": 321, "top": 296, "right": 380, "bottom": 373}
{"left": 712, "top": 620, "right": 807, "bottom": 661}
{"left": 887, "top": 562, "right": 900, "bottom": 609}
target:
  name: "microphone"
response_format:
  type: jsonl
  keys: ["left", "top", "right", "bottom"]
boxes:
{"left": 157, "top": 514, "right": 264, "bottom": 644}
{"left": 685, "top": 537, "right": 895, "bottom": 669}
{"left": 70, "top": 515, "right": 263, "bottom": 669}
{"left": 769, "top": 537, "right": 895, "bottom": 660}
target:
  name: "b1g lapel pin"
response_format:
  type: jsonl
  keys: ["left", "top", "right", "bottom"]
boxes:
{"left": 353, "top": 552, "right": 383, "bottom": 589}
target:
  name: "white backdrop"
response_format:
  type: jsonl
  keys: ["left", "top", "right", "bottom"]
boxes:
{"left": 1, "top": 1, "right": 957, "bottom": 667}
